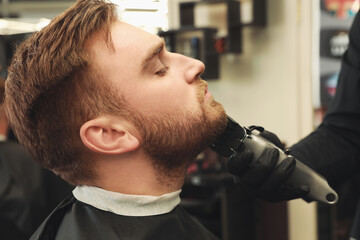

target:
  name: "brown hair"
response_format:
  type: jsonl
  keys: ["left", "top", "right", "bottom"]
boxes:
{"left": 4, "top": 0, "right": 126, "bottom": 185}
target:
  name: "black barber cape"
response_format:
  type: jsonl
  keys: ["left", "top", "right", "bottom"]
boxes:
{"left": 30, "top": 195, "right": 219, "bottom": 240}
{"left": 0, "top": 140, "right": 72, "bottom": 239}
{"left": 0, "top": 141, "right": 46, "bottom": 239}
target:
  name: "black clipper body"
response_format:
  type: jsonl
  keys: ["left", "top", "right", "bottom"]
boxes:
{"left": 210, "top": 116, "right": 338, "bottom": 205}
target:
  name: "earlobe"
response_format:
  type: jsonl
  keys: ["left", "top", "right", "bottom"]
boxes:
{"left": 80, "top": 118, "right": 139, "bottom": 155}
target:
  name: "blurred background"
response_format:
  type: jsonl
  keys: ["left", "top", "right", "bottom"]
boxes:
{"left": 1, "top": 0, "right": 359, "bottom": 239}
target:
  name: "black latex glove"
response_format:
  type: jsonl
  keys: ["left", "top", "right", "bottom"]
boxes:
{"left": 226, "top": 128, "right": 310, "bottom": 202}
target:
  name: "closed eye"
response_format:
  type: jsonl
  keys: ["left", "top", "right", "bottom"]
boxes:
{"left": 155, "top": 67, "right": 168, "bottom": 76}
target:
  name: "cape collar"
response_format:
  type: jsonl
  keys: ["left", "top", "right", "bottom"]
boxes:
{"left": 73, "top": 185, "right": 181, "bottom": 217}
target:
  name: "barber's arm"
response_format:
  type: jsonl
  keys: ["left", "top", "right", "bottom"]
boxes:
{"left": 225, "top": 12, "right": 360, "bottom": 202}
{"left": 290, "top": 11, "right": 360, "bottom": 187}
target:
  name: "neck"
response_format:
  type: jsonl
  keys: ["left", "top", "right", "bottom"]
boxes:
{"left": 93, "top": 150, "right": 187, "bottom": 196}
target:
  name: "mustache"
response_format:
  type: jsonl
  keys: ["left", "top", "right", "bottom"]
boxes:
{"left": 196, "top": 79, "right": 208, "bottom": 96}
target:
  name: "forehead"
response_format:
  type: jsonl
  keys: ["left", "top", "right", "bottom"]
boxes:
{"left": 111, "top": 21, "right": 161, "bottom": 53}
{"left": 90, "top": 21, "right": 162, "bottom": 69}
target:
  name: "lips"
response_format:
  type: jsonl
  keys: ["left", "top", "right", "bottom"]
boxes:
{"left": 204, "top": 84, "right": 213, "bottom": 102}
{"left": 197, "top": 79, "right": 210, "bottom": 102}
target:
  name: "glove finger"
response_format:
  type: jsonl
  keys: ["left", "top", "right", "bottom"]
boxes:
{"left": 256, "top": 157, "right": 296, "bottom": 193}
{"left": 267, "top": 184, "right": 310, "bottom": 202}
{"left": 232, "top": 176, "right": 254, "bottom": 196}
{"left": 227, "top": 149, "right": 254, "bottom": 176}
{"left": 241, "top": 148, "right": 279, "bottom": 187}
{"left": 260, "top": 130, "right": 285, "bottom": 150}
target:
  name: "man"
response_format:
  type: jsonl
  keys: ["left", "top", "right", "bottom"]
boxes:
{"left": 5, "top": 0, "right": 228, "bottom": 239}
{"left": 227, "top": 9, "right": 360, "bottom": 239}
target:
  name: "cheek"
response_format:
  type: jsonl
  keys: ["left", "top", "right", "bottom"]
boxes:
{"left": 127, "top": 83, "right": 199, "bottom": 114}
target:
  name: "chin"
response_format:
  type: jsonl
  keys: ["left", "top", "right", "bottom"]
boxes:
{"left": 206, "top": 99, "right": 226, "bottom": 120}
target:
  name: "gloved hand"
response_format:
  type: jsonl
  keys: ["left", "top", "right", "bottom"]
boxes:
{"left": 226, "top": 127, "right": 310, "bottom": 202}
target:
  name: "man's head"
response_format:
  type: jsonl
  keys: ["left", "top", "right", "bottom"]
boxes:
{"left": 5, "top": 0, "right": 227, "bottom": 186}
{"left": 82, "top": 22, "right": 227, "bottom": 181}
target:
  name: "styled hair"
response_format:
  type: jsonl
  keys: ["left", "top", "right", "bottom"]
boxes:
{"left": 5, "top": 0, "right": 125, "bottom": 185}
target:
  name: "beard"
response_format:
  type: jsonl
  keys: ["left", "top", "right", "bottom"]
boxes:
{"left": 129, "top": 79, "right": 227, "bottom": 181}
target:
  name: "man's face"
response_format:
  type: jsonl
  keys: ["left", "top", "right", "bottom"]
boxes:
{"left": 92, "top": 22, "right": 227, "bottom": 176}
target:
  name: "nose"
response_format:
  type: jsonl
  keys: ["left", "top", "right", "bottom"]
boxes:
{"left": 176, "top": 53, "right": 205, "bottom": 84}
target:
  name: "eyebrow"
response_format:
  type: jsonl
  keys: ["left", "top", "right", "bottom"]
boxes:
{"left": 141, "top": 39, "right": 165, "bottom": 67}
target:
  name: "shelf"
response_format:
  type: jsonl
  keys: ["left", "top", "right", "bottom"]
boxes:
{"left": 158, "top": 0, "right": 267, "bottom": 80}
{"left": 158, "top": 27, "right": 220, "bottom": 80}
{"left": 179, "top": 0, "right": 242, "bottom": 53}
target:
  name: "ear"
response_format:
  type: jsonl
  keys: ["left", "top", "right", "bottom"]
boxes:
{"left": 80, "top": 117, "right": 139, "bottom": 155}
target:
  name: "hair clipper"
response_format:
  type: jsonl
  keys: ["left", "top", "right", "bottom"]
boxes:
{"left": 210, "top": 116, "right": 338, "bottom": 205}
